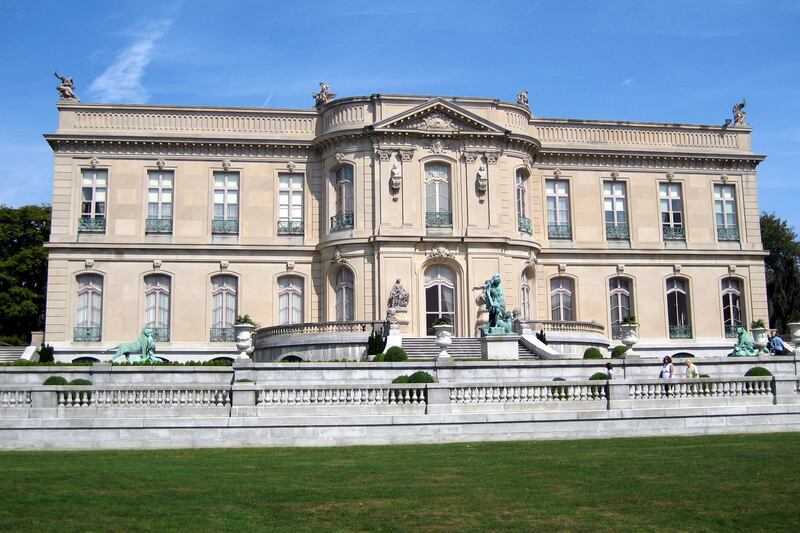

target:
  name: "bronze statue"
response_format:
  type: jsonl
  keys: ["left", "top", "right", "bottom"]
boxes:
{"left": 54, "top": 71, "right": 78, "bottom": 101}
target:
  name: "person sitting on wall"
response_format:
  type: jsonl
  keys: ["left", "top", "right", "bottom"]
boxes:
{"left": 769, "top": 331, "right": 789, "bottom": 355}
{"left": 685, "top": 359, "right": 700, "bottom": 379}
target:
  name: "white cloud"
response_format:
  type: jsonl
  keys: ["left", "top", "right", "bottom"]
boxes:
{"left": 621, "top": 78, "right": 635, "bottom": 87}
{"left": 89, "top": 19, "right": 172, "bottom": 103}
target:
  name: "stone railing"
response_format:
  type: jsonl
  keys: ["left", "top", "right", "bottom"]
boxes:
{"left": 57, "top": 386, "right": 231, "bottom": 408}
{"left": 259, "top": 320, "right": 387, "bottom": 338}
{"left": 626, "top": 377, "right": 773, "bottom": 401}
{"left": 256, "top": 384, "right": 426, "bottom": 406}
{"left": 522, "top": 320, "right": 605, "bottom": 335}
{"left": 447, "top": 381, "right": 606, "bottom": 404}
{"left": 0, "top": 389, "right": 31, "bottom": 407}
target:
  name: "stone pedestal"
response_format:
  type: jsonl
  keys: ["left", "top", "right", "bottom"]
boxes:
{"left": 481, "top": 334, "right": 520, "bottom": 360}
{"left": 393, "top": 309, "right": 411, "bottom": 334}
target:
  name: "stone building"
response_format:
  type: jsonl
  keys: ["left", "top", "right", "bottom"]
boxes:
{"left": 43, "top": 87, "right": 766, "bottom": 359}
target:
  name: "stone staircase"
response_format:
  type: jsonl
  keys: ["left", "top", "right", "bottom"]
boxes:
{"left": 0, "top": 346, "right": 26, "bottom": 363}
{"left": 400, "top": 337, "right": 538, "bottom": 360}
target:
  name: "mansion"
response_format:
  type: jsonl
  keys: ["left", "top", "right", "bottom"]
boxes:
{"left": 43, "top": 86, "right": 767, "bottom": 359}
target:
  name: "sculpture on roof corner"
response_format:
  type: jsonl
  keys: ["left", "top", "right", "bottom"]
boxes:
{"left": 110, "top": 328, "right": 164, "bottom": 364}
{"left": 732, "top": 99, "right": 747, "bottom": 126}
{"left": 481, "top": 273, "right": 514, "bottom": 336}
{"left": 313, "top": 81, "right": 336, "bottom": 107}
{"left": 516, "top": 89, "right": 529, "bottom": 109}
{"left": 54, "top": 71, "right": 79, "bottom": 101}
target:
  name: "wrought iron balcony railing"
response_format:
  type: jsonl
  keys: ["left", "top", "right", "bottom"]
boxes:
{"left": 78, "top": 217, "right": 106, "bottom": 233}
{"left": 606, "top": 223, "right": 630, "bottom": 240}
{"left": 148, "top": 327, "right": 171, "bottom": 342}
{"left": 669, "top": 324, "right": 693, "bottom": 339}
{"left": 662, "top": 225, "right": 685, "bottom": 240}
{"left": 548, "top": 223, "right": 572, "bottom": 240}
{"left": 717, "top": 226, "right": 739, "bottom": 241}
{"left": 330, "top": 211, "right": 354, "bottom": 231}
{"left": 212, "top": 218, "right": 239, "bottom": 234}
{"left": 146, "top": 217, "right": 173, "bottom": 234}
{"left": 518, "top": 216, "right": 532, "bottom": 234}
{"left": 277, "top": 219, "right": 304, "bottom": 235}
{"left": 425, "top": 211, "right": 452, "bottom": 228}
{"left": 209, "top": 327, "right": 235, "bottom": 342}
{"left": 74, "top": 326, "right": 101, "bottom": 342}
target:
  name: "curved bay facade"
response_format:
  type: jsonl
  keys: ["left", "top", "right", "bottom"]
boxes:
{"left": 44, "top": 93, "right": 767, "bottom": 358}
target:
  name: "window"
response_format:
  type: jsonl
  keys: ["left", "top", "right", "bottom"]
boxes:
{"left": 425, "top": 162, "right": 452, "bottom": 227}
{"left": 520, "top": 269, "right": 533, "bottom": 320}
{"left": 666, "top": 277, "right": 692, "bottom": 338}
{"left": 425, "top": 265, "right": 456, "bottom": 335}
{"left": 550, "top": 277, "right": 574, "bottom": 321}
{"left": 721, "top": 277, "right": 744, "bottom": 338}
{"left": 211, "top": 275, "right": 237, "bottom": 341}
{"left": 546, "top": 179, "right": 571, "bottom": 239}
{"left": 334, "top": 268, "right": 355, "bottom": 321}
{"left": 278, "top": 174, "right": 304, "bottom": 235}
{"left": 79, "top": 168, "right": 107, "bottom": 232}
{"left": 331, "top": 166, "right": 354, "bottom": 231}
{"left": 604, "top": 181, "right": 629, "bottom": 239}
{"left": 609, "top": 277, "right": 633, "bottom": 339}
{"left": 278, "top": 276, "right": 304, "bottom": 325}
{"left": 516, "top": 169, "right": 531, "bottom": 233}
{"left": 146, "top": 170, "right": 173, "bottom": 234}
{"left": 212, "top": 171, "right": 239, "bottom": 234}
{"left": 75, "top": 274, "right": 103, "bottom": 341}
{"left": 714, "top": 184, "right": 739, "bottom": 241}
{"left": 144, "top": 274, "right": 171, "bottom": 341}
{"left": 659, "top": 183, "right": 684, "bottom": 240}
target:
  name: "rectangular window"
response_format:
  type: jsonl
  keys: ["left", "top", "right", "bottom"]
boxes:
{"left": 603, "top": 181, "right": 629, "bottom": 240}
{"left": 146, "top": 170, "right": 173, "bottom": 234}
{"left": 546, "top": 179, "right": 571, "bottom": 239}
{"left": 79, "top": 169, "right": 107, "bottom": 232}
{"left": 659, "top": 183, "right": 684, "bottom": 240}
{"left": 714, "top": 184, "right": 739, "bottom": 241}
{"left": 212, "top": 171, "right": 239, "bottom": 234}
{"left": 278, "top": 174, "right": 304, "bottom": 235}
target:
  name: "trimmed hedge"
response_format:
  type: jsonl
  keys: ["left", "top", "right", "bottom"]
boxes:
{"left": 407, "top": 371, "right": 436, "bottom": 383}
{"left": 583, "top": 347, "right": 603, "bottom": 359}
{"left": 372, "top": 353, "right": 385, "bottom": 362}
{"left": 43, "top": 376, "right": 68, "bottom": 385}
{"left": 611, "top": 346, "right": 628, "bottom": 358}
{"left": 589, "top": 372, "right": 609, "bottom": 380}
{"left": 69, "top": 379, "right": 92, "bottom": 386}
{"left": 745, "top": 367, "right": 773, "bottom": 377}
{"left": 392, "top": 375, "right": 409, "bottom": 384}
{"left": 367, "top": 330, "right": 386, "bottom": 355}
{"left": 552, "top": 377, "right": 566, "bottom": 381}
{"left": 384, "top": 346, "right": 408, "bottom": 362}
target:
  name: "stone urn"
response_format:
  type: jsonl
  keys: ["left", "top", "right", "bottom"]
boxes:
{"left": 751, "top": 327, "right": 768, "bottom": 355}
{"left": 618, "top": 323, "right": 639, "bottom": 357}
{"left": 234, "top": 323, "right": 255, "bottom": 359}
{"left": 433, "top": 324, "right": 453, "bottom": 359}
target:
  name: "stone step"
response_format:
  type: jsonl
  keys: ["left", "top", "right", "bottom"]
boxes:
{"left": 400, "top": 337, "right": 537, "bottom": 360}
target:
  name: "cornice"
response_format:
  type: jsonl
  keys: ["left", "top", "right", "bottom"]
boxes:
{"left": 536, "top": 148, "right": 765, "bottom": 171}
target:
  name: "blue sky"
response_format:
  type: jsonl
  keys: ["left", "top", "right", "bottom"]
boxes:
{"left": 1, "top": 0, "right": 799, "bottom": 227}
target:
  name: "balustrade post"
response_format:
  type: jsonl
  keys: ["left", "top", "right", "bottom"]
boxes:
{"left": 773, "top": 377, "right": 798, "bottom": 405}
{"left": 231, "top": 385, "right": 255, "bottom": 416}
{"left": 30, "top": 388, "right": 58, "bottom": 418}
{"left": 606, "top": 380, "right": 628, "bottom": 410}
{"left": 425, "top": 384, "right": 450, "bottom": 415}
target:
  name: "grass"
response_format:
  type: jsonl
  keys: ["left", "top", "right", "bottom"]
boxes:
{"left": 1, "top": 433, "right": 799, "bottom": 532}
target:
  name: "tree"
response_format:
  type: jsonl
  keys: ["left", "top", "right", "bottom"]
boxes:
{"left": 760, "top": 212, "right": 800, "bottom": 333}
{"left": 0, "top": 205, "right": 51, "bottom": 345}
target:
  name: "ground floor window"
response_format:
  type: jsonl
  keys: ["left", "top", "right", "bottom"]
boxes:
{"left": 425, "top": 265, "right": 456, "bottom": 335}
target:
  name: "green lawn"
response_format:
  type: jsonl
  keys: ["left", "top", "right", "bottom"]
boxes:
{"left": 1, "top": 433, "right": 799, "bottom": 532}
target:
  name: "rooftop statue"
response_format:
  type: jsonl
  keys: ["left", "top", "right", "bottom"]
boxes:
{"left": 732, "top": 99, "right": 747, "bottom": 126}
{"left": 729, "top": 325, "right": 758, "bottom": 357}
{"left": 516, "top": 89, "right": 529, "bottom": 108}
{"left": 387, "top": 278, "right": 409, "bottom": 310}
{"left": 481, "top": 273, "right": 514, "bottom": 336}
{"left": 313, "top": 81, "right": 336, "bottom": 107}
{"left": 54, "top": 71, "right": 79, "bottom": 101}
{"left": 110, "top": 328, "right": 164, "bottom": 364}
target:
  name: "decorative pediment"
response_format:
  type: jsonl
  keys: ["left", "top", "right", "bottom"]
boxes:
{"left": 373, "top": 98, "right": 508, "bottom": 134}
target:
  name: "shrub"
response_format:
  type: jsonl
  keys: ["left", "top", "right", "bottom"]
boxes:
{"left": 407, "top": 371, "right": 436, "bottom": 383}
{"left": 583, "top": 347, "right": 603, "bottom": 359}
{"left": 372, "top": 353, "right": 385, "bottom": 362}
{"left": 392, "top": 375, "right": 409, "bottom": 384}
{"left": 621, "top": 315, "right": 637, "bottom": 325}
{"left": 367, "top": 330, "right": 386, "bottom": 355}
{"left": 235, "top": 379, "right": 254, "bottom": 383}
{"left": 745, "top": 367, "right": 772, "bottom": 377}
{"left": 536, "top": 330, "right": 548, "bottom": 345}
{"left": 589, "top": 372, "right": 609, "bottom": 380}
{"left": 43, "top": 376, "right": 68, "bottom": 385}
{"left": 750, "top": 319, "right": 766, "bottom": 329}
{"left": 611, "top": 345, "right": 628, "bottom": 358}
{"left": 69, "top": 378, "right": 92, "bottom": 386}
{"left": 432, "top": 317, "right": 452, "bottom": 326}
{"left": 699, "top": 374, "right": 710, "bottom": 378}
{"left": 38, "top": 344, "right": 55, "bottom": 363}
{"left": 235, "top": 314, "right": 257, "bottom": 326}
{"left": 552, "top": 377, "right": 566, "bottom": 381}
{"left": 384, "top": 346, "right": 408, "bottom": 362}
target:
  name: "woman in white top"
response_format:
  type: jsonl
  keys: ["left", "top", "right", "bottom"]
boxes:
{"left": 659, "top": 356, "right": 674, "bottom": 379}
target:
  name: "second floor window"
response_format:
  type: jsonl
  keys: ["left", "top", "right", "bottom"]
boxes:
{"left": 79, "top": 169, "right": 107, "bottom": 232}
{"left": 331, "top": 166, "right": 354, "bottom": 231}
{"left": 604, "top": 181, "right": 629, "bottom": 239}
{"left": 659, "top": 183, "right": 684, "bottom": 240}
{"left": 425, "top": 162, "right": 452, "bottom": 227}
{"left": 546, "top": 179, "right": 571, "bottom": 239}
{"left": 213, "top": 172, "right": 239, "bottom": 234}
{"left": 278, "top": 174, "right": 304, "bottom": 235}
{"left": 550, "top": 277, "right": 574, "bottom": 321}
{"left": 147, "top": 170, "right": 173, "bottom": 234}
{"left": 714, "top": 184, "right": 739, "bottom": 241}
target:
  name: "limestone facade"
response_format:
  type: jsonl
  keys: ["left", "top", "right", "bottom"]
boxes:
{"left": 44, "top": 92, "right": 767, "bottom": 357}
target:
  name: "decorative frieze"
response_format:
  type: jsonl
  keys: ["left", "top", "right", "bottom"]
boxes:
{"left": 47, "top": 138, "right": 313, "bottom": 160}
{"left": 427, "top": 245, "right": 456, "bottom": 259}
{"left": 537, "top": 151, "right": 762, "bottom": 172}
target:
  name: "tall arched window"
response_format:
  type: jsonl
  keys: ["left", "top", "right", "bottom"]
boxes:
{"left": 520, "top": 269, "right": 534, "bottom": 320}
{"left": 278, "top": 275, "right": 304, "bottom": 325}
{"left": 516, "top": 169, "right": 531, "bottom": 233}
{"left": 550, "top": 277, "right": 574, "bottom": 321}
{"left": 425, "top": 162, "right": 452, "bottom": 227}
{"left": 211, "top": 275, "right": 237, "bottom": 341}
{"left": 75, "top": 274, "right": 103, "bottom": 341}
{"left": 721, "top": 277, "right": 744, "bottom": 338}
{"left": 144, "top": 274, "right": 171, "bottom": 341}
{"left": 609, "top": 277, "right": 633, "bottom": 339}
{"left": 331, "top": 165, "right": 354, "bottom": 231}
{"left": 666, "top": 277, "right": 692, "bottom": 338}
{"left": 425, "top": 265, "right": 456, "bottom": 335}
{"left": 334, "top": 268, "right": 355, "bottom": 321}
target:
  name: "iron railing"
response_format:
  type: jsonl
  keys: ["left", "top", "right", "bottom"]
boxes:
{"left": 518, "top": 216, "right": 532, "bottom": 234}
{"left": 212, "top": 218, "right": 239, "bottom": 234}
{"left": 548, "top": 223, "right": 572, "bottom": 240}
{"left": 717, "top": 226, "right": 739, "bottom": 241}
{"left": 426, "top": 211, "right": 452, "bottom": 228}
{"left": 148, "top": 327, "right": 171, "bottom": 342}
{"left": 277, "top": 219, "right": 304, "bottom": 235}
{"left": 146, "top": 217, "right": 173, "bottom": 234}
{"left": 662, "top": 226, "right": 685, "bottom": 240}
{"left": 74, "top": 326, "right": 101, "bottom": 342}
{"left": 330, "top": 211, "right": 354, "bottom": 231}
{"left": 669, "top": 325, "right": 693, "bottom": 339}
{"left": 606, "top": 223, "right": 630, "bottom": 240}
{"left": 209, "top": 327, "right": 235, "bottom": 342}
{"left": 78, "top": 217, "right": 106, "bottom": 233}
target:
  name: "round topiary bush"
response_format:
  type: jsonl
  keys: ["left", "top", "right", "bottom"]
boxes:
{"left": 589, "top": 372, "right": 609, "bottom": 380}
{"left": 372, "top": 353, "right": 385, "bottom": 362}
{"left": 552, "top": 377, "right": 566, "bottom": 381}
{"left": 392, "top": 375, "right": 409, "bottom": 384}
{"left": 43, "top": 376, "right": 68, "bottom": 385}
{"left": 69, "top": 378, "right": 92, "bottom": 385}
{"left": 407, "top": 371, "right": 436, "bottom": 383}
{"left": 583, "top": 347, "right": 603, "bottom": 359}
{"left": 611, "top": 345, "right": 628, "bottom": 358}
{"left": 699, "top": 374, "right": 710, "bottom": 378}
{"left": 384, "top": 346, "right": 408, "bottom": 362}
{"left": 745, "top": 367, "right": 773, "bottom": 377}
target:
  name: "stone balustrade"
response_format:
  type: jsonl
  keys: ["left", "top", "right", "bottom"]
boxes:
{"left": 57, "top": 386, "right": 231, "bottom": 408}
{"left": 256, "top": 384, "right": 426, "bottom": 406}
{"left": 258, "top": 320, "right": 386, "bottom": 338}
{"left": 627, "top": 377, "right": 773, "bottom": 401}
{"left": 0, "top": 389, "right": 31, "bottom": 407}
{"left": 522, "top": 320, "right": 606, "bottom": 335}
{"left": 447, "top": 381, "right": 606, "bottom": 404}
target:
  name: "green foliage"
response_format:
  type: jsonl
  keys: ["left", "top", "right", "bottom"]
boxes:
{"left": 372, "top": 353, "right": 385, "bottom": 362}
{"left": 407, "top": 371, "right": 436, "bottom": 383}
{"left": 589, "top": 372, "right": 609, "bottom": 380}
{"left": 674, "top": 352, "right": 694, "bottom": 358}
{"left": 234, "top": 314, "right": 257, "bottom": 326}
{"left": 699, "top": 374, "right": 711, "bottom": 378}
{"left": 69, "top": 379, "right": 92, "bottom": 386}
{"left": 751, "top": 319, "right": 766, "bottom": 329}
{"left": 536, "top": 330, "right": 548, "bottom": 345}
{"left": 38, "top": 344, "right": 54, "bottom": 363}
{"left": 391, "top": 375, "right": 409, "bottom": 384}
{"left": 432, "top": 317, "right": 452, "bottom": 326}
{"left": 42, "top": 376, "right": 67, "bottom": 385}
{"left": 583, "top": 347, "right": 603, "bottom": 359}
{"left": 0, "top": 204, "right": 51, "bottom": 344}
{"left": 384, "top": 346, "right": 408, "bottom": 362}
{"left": 7, "top": 359, "right": 93, "bottom": 367}
{"left": 367, "top": 330, "right": 386, "bottom": 355}
{"left": 611, "top": 345, "right": 628, "bottom": 358}
{"left": 552, "top": 377, "right": 566, "bottom": 381}
{"left": 761, "top": 213, "right": 800, "bottom": 333}
{"left": 745, "top": 367, "right": 773, "bottom": 377}
{"left": 235, "top": 379, "right": 254, "bottom": 383}
{"left": 621, "top": 316, "right": 637, "bottom": 325}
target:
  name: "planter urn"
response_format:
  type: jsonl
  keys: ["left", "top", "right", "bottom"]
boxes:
{"left": 433, "top": 324, "right": 453, "bottom": 359}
